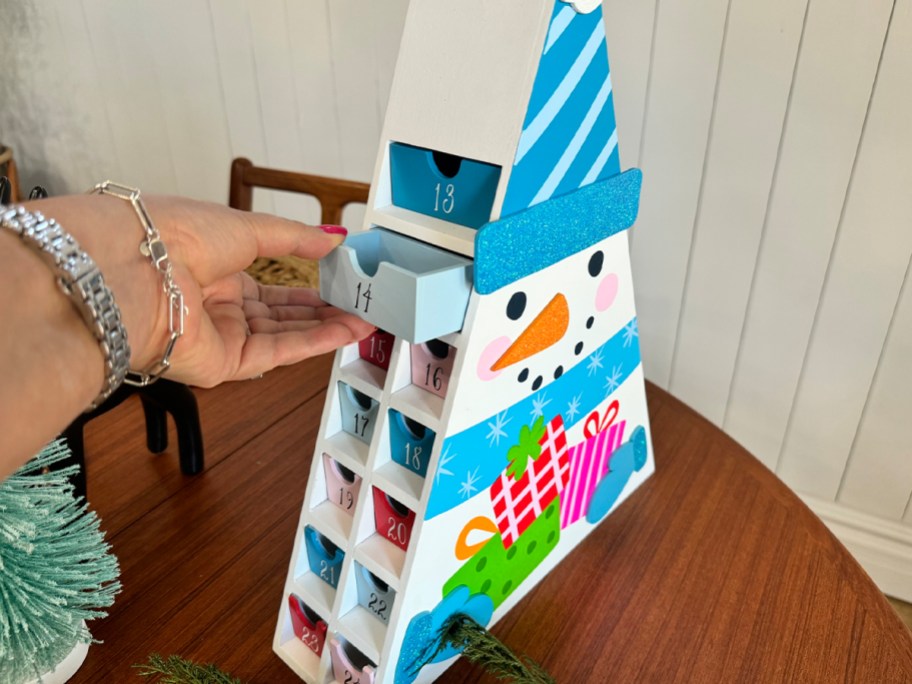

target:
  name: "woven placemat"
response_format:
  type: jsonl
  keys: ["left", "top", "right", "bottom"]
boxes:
{"left": 246, "top": 255, "right": 318, "bottom": 288}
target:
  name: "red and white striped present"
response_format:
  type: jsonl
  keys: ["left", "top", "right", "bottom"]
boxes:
{"left": 560, "top": 419, "right": 626, "bottom": 529}
{"left": 490, "top": 415, "right": 570, "bottom": 549}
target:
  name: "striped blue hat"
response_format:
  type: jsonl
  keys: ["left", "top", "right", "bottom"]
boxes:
{"left": 501, "top": 0, "right": 620, "bottom": 217}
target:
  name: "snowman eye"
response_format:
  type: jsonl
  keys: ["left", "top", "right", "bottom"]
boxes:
{"left": 506, "top": 291, "right": 527, "bottom": 320}
{"left": 588, "top": 250, "right": 604, "bottom": 277}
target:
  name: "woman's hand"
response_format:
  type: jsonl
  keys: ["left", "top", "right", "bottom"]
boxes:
{"left": 2, "top": 192, "right": 371, "bottom": 478}
{"left": 30, "top": 193, "right": 374, "bottom": 388}
{"left": 139, "top": 195, "right": 374, "bottom": 387}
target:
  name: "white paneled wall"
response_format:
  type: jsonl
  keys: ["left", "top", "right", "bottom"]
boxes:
{"left": 2, "top": 0, "right": 910, "bottom": 599}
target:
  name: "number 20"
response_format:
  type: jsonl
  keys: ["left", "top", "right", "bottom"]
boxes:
{"left": 387, "top": 517, "right": 409, "bottom": 546}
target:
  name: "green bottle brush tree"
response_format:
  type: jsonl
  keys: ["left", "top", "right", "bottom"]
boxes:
{"left": 0, "top": 440, "right": 121, "bottom": 684}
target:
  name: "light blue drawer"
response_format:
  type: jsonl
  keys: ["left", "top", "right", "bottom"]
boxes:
{"left": 319, "top": 228, "right": 472, "bottom": 344}
{"left": 354, "top": 564, "right": 396, "bottom": 625}
{"left": 389, "top": 142, "right": 501, "bottom": 228}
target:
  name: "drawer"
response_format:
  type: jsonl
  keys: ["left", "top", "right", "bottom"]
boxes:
{"left": 303, "top": 526, "right": 344, "bottom": 589}
{"left": 389, "top": 142, "right": 501, "bottom": 228}
{"left": 354, "top": 564, "right": 397, "bottom": 626}
{"left": 388, "top": 409, "right": 436, "bottom": 478}
{"left": 372, "top": 487, "right": 416, "bottom": 553}
{"left": 287, "top": 594, "right": 328, "bottom": 656}
{"left": 319, "top": 228, "right": 472, "bottom": 344}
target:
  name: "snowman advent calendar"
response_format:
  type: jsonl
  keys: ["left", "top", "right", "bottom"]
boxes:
{"left": 274, "top": 1, "right": 655, "bottom": 682}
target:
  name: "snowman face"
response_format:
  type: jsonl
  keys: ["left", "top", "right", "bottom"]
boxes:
{"left": 453, "top": 231, "right": 636, "bottom": 431}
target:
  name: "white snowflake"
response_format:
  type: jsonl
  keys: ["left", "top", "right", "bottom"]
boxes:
{"left": 435, "top": 443, "right": 455, "bottom": 486}
{"left": 587, "top": 349, "right": 604, "bottom": 376}
{"left": 566, "top": 394, "right": 582, "bottom": 422}
{"left": 530, "top": 392, "right": 552, "bottom": 420}
{"left": 486, "top": 411, "right": 511, "bottom": 447}
{"left": 604, "top": 364, "right": 623, "bottom": 396}
{"left": 458, "top": 467, "right": 481, "bottom": 499}
{"left": 623, "top": 320, "right": 639, "bottom": 348}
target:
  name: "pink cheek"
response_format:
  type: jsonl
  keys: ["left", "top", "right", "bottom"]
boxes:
{"left": 595, "top": 273, "right": 618, "bottom": 311}
{"left": 477, "top": 336, "right": 511, "bottom": 381}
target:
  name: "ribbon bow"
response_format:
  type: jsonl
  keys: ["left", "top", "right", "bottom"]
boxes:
{"left": 583, "top": 399, "right": 620, "bottom": 439}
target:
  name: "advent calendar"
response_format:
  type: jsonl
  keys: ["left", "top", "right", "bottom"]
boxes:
{"left": 274, "top": 1, "right": 654, "bottom": 682}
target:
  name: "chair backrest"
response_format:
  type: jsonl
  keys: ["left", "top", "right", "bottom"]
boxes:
{"left": 228, "top": 157, "right": 370, "bottom": 226}
{"left": 0, "top": 145, "right": 20, "bottom": 204}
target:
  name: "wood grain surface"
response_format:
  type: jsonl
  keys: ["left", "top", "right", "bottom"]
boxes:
{"left": 70, "top": 355, "right": 912, "bottom": 683}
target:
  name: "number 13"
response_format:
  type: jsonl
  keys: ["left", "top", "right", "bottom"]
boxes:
{"left": 434, "top": 182, "right": 455, "bottom": 214}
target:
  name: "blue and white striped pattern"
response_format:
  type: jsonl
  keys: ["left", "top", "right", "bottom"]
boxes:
{"left": 501, "top": 1, "right": 620, "bottom": 217}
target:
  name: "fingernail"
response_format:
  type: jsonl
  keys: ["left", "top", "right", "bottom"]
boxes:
{"left": 318, "top": 225, "right": 348, "bottom": 237}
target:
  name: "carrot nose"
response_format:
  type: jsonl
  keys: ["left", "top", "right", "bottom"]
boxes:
{"left": 492, "top": 294, "right": 569, "bottom": 371}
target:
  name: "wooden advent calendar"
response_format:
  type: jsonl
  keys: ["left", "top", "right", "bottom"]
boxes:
{"left": 273, "top": 1, "right": 654, "bottom": 682}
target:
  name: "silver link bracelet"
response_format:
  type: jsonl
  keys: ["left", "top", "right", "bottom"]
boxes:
{"left": 90, "top": 181, "right": 185, "bottom": 386}
{"left": 0, "top": 204, "right": 131, "bottom": 410}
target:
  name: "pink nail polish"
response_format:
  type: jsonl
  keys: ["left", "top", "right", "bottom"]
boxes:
{"left": 318, "top": 225, "right": 348, "bottom": 237}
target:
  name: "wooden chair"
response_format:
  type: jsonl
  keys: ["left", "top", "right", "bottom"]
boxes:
{"left": 228, "top": 157, "right": 370, "bottom": 224}
{"left": 0, "top": 145, "right": 20, "bottom": 203}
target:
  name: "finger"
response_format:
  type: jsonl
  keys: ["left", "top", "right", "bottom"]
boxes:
{"left": 243, "top": 211, "right": 347, "bottom": 262}
{"left": 255, "top": 283, "right": 330, "bottom": 308}
{"left": 249, "top": 304, "right": 351, "bottom": 323}
{"left": 247, "top": 310, "right": 373, "bottom": 335}
{"left": 247, "top": 318, "right": 323, "bottom": 334}
{"left": 235, "top": 318, "right": 369, "bottom": 378}
{"left": 240, "top": 277, "right": 332, "bottom": 309}
{"left": 149, "top": 197, "right": 347, "bottom": 284}
{"left": 242, "top": 298, "right": 273, "bottom": 321}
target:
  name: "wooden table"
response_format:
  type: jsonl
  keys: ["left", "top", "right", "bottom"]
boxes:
{"left": 72, "top": 355, "right": 912, "bottom": 683}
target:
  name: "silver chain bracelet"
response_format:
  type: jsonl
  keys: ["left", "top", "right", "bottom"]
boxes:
{"left": 90, "top": 181, "right": 185, "bottom": 386}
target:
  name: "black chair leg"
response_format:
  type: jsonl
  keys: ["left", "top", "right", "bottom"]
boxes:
{"left": 146, "top": 380, "right": 205, "bottom": 476}
{"left": 139, "top": 395, "right": 169, "bottom": 454}
{"left": 58, "top": 380, "right": 205, "bottom": 493}
{"left": 60, "top": 423, "right": 89, "bottom": 500}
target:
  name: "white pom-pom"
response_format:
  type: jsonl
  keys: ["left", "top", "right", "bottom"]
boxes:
{"left": 560, "top": 0, "right": 602, "bottom": 14}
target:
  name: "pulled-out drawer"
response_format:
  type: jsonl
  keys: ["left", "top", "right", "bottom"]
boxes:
{"left": 319, "top": 228, "right": 472, "bottom": 344}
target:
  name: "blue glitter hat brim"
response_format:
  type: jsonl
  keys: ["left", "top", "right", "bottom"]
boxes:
{"left": 474, "top": 168, "right": 642, "bottom": 295}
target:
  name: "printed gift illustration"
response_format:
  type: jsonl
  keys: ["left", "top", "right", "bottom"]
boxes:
{"left": 274, "top": 1, "right": 655, "bottom": 682}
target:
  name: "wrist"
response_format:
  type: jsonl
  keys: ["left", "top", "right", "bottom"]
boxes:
{"left": 22, "top": 194, "right": 167, "bottom": 372}
{"left": 0, "top": 228, "right": 103, "bottom": 409}
{"left": 0, "top": 207, "right": 129, "bottom": 418}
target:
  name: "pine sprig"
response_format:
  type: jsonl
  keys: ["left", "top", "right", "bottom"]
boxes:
{"left": 436, "top": 615, "right": 555, "bottom": 684}
{"left": 0, "top": 439, "right": 121, "bottom": 684}
{"left": 134, "top": 654, "right": 245, "bottom": 684}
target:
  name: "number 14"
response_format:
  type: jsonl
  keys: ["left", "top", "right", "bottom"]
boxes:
{"left": 354, "top": 282, "right": 372, "bottom": 313}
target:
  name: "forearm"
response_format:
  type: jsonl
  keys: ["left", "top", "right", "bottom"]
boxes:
{"left": 0, "top": 229, "right": 106, "bottom": 478}
{"left": 0, "top": 191, "right": 370, "bottom": 480}
{"left": 0, "top": 196, "right": 161, "bottom": 479}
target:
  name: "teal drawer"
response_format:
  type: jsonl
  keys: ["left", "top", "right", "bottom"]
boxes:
{"left": 389, "top": 142, "right": 501, "bottom": 228}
